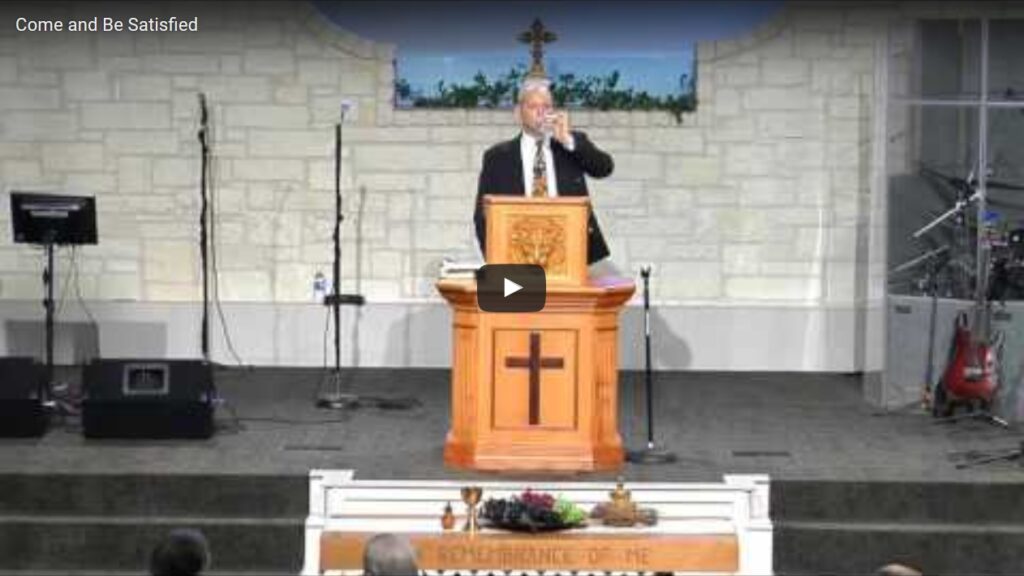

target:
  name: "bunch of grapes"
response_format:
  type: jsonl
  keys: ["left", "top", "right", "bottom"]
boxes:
{"left": 520, "top": 490, "right": 563, "bottom": 526}
{"left": 554, "top": 496, "right": 587, "bottom": 525}
{"left": 482, "top": 497, "right": 528, "bottom": 524}
{"left": 481, "top": 489, "right": 574, "bottom": 528}
{"left": 520, "top": 489, "right": 555, "bottom": 510}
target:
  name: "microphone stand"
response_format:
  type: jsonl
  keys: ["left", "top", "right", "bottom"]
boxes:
{"left": 42, "top": 231, "right": 57, "bottom": 412}
{"left": 317, "top": 105, "right": 366, "bottom": 410}
{"left": 193, "top": 92, "right": 222, "bottom": 430}
{"left": 198, "top": 93, "right": 211, "bottom": 364}
{"left": 626, "top": 265, "right": 676, "bottom": 464}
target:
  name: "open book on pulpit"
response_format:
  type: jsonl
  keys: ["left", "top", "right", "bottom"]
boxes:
{"left": 436, "top": 194, "right": 634, "bottom": 472}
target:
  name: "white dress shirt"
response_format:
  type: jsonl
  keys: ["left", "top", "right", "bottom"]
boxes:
{"left": 519, "top": 133, "right": 576, "bottom": 198}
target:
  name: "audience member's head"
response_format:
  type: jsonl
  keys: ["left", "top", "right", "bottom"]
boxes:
{"left": 149, "top": 528, "right": 210, "bottom": 576}
{"left": 362, "top": 533, "right": 419, "bottom": 576}
{"left": 877, "top": 563, "right": 923, "bottom": 576}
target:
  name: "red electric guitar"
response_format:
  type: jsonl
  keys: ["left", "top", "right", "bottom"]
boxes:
{"left": 933, "top": 221, "right": 1004, "bottom": 417}
{"left": 933, "top": 309, "right": 1001, "bottom": 417}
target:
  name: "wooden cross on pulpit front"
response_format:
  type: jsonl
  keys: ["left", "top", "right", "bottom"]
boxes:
{"left": 504, "top": 332, "right": 564, "bottom": 425}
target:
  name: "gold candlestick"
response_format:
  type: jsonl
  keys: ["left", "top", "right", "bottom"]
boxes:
{"left": 460, "top": 486, "right": 483, "bottom": 534}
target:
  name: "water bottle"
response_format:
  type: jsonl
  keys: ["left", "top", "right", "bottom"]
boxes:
{"left": 313, "top": 271, "right": 326, "bottom": 303}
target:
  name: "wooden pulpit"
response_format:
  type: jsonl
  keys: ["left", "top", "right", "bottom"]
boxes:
{"left": 436, "top": 196, "right": 635, "bottom": 472}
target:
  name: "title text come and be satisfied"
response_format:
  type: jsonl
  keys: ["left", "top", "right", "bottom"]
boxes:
{"left": 15, "top": 16, "right": 199, "bottom": 33}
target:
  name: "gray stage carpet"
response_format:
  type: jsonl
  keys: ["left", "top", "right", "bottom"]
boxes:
{"left": 1, "top": 367, "right": 1020, "bottom": 482}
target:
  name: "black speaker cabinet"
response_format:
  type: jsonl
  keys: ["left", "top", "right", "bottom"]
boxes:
{"left": 82, "top": 359, "right": 214, "bottom": 439}
{"left": 0, "top": 357, "right": 47, "bottom": 437}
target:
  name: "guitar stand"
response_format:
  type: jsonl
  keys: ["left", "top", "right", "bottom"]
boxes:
{"left": 933, "top": 408, "right": 1010, "bottom": 428}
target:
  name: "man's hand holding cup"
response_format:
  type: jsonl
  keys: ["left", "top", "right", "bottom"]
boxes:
{"left": 542, "top": 110, "right": 571, "bottom": 147}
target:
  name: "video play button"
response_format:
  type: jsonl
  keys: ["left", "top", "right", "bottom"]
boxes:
{"left": 504, "top": 278, "right": 522, "bottom": 297}
{"left": 476, "top": 264, "right": 546, "bottom": 313}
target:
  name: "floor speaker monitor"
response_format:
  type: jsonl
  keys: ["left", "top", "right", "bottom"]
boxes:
{"left": 82, "top": 359, "right": 214, "bottom": 439}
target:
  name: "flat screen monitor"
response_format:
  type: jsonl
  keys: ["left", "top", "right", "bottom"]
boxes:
{"left": 10, "top": 192, "right": 97, "bottom": 245}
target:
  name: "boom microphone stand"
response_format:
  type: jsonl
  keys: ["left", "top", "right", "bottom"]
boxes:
{"left": 317, "top": 103, "right": 366, "bottom": 410}
{"left": 627, "top": 265, "right": 676, "bottom": 464}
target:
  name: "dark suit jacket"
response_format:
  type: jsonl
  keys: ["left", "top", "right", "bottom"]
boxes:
{"left": 474, "top": 131, "right": 614, "bottom": 264}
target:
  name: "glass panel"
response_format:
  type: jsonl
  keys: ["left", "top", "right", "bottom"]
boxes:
{"left": 986, "top": 108, "right": 1024, "bottom": 301}
{"left": 985, "top": 106, "right": 1024, "bottom": 424}
{"left": 890, "top": 19, "right": 981, "bottom": 101}
{"left": 988, "top": 19, "right": 1024, "bottom": 102}
{"left": 988, "top": 108, "right": 1024, "bottom": 185}
{"left": 886, "top": 104, "right": 979, "bottom": 298}
{"left": 884, "top": 20, "right": 1024, "bottom": 421}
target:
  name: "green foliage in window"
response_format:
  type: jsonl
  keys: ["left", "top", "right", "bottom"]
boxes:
{"left": 395, "top": 66, "right": 696, "bottom": 123}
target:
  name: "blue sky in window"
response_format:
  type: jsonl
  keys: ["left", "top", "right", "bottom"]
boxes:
{"left": 312, "top": 1, "right": 782, "bottom": 99}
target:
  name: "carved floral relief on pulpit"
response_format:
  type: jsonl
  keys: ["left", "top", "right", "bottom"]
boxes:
{"left": 508, "top": 215, "right": 567, "bottom": 274}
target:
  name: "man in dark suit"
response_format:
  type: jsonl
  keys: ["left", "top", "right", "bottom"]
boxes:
{"left": 475, "top": 79, "right": 615, "bottom": 264}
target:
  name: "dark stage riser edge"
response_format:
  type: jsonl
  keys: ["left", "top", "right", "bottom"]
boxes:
{"left": 1, "top": 368, "right": 1023, "bottom": 574}
{"left": 0, "top": 473, "right": 307, "bottom": 573}
{"left": 1, "top": 473, "right": 1024, "bottom": 574}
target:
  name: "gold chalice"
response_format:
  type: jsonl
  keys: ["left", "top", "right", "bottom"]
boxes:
{"left": 460, "top": 486, "right": 483, "bottom": 533}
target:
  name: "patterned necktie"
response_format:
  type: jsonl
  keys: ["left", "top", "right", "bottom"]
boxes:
{"left": 531, "top": 137, "right": 547, "bottom": 198}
